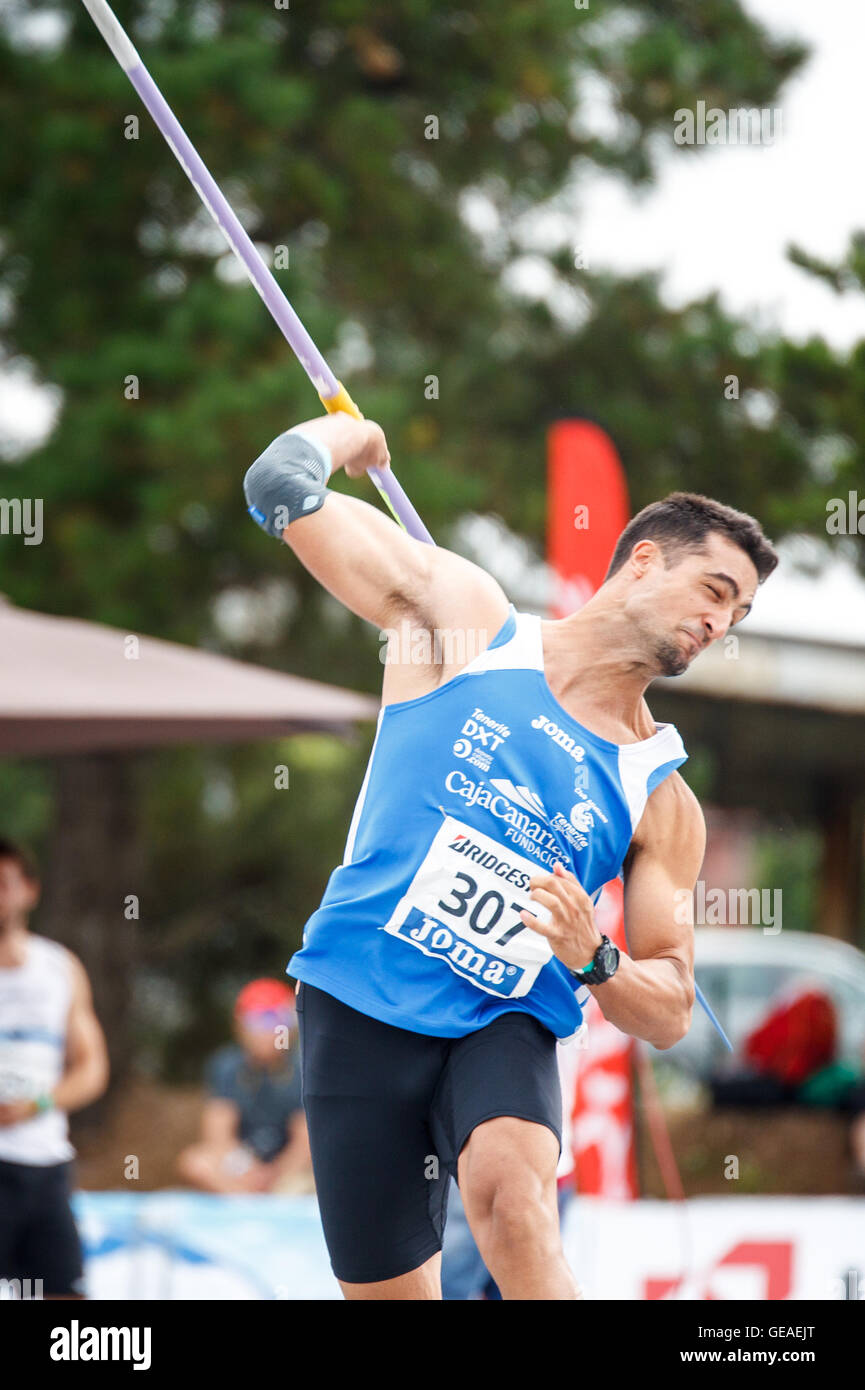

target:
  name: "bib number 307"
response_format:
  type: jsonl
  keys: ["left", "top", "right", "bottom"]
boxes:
{"left": 382, "top": 816, "right": 553, "bottom": 998}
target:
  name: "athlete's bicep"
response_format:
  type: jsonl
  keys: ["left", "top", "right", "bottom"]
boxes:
{"left": 418, "top": 547, "right": 511, "bottom": 665}
{"left": 621, "top": 774, "right": 706, "bottom": 987}
{"left": 281, "top": 490, "right": 437, "bottom": 630}
{"left": 285, "top": 488, "right": 510, "bottom": 655}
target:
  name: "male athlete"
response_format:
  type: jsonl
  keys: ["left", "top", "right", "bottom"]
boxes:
{"left": 0, "top": 839, "right": 109, "bottom": 1299}
{"left": 243, "top": 411, "right": 778, "bottom": 1300}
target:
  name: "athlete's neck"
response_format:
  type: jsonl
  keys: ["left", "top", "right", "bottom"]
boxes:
{"left": 540, "top": 594, "right": 660, "bottom": 740}
{"left": 0, "top": 919, "right": 30, "bottom": 967}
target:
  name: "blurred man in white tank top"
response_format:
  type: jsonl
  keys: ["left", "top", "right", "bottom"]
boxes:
{"left": 0, "top": 839, "right": 108, "bottom": 1299}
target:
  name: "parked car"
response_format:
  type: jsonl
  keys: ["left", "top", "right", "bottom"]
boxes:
{"left": 668, "top": 928, "right": 865, "bottom": 1080}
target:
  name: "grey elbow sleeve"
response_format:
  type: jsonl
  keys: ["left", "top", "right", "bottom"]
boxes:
{"left": 244, "top": 427, "right": 333, "bottom": 539}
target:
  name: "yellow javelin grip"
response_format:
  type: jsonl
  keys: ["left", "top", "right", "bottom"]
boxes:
{"left": 319, "top": 381, "right": 364, "bottom": 421}
{"left": 318, "top": 380, "right": 406, "bottom": 532}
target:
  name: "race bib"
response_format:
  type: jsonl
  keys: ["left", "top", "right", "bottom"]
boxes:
{"left": 382, "top": 817, "right": 553, "bottom": 998}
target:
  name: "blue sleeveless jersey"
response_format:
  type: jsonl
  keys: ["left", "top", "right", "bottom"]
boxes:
{"left": 287, "top": 604, "right": 687, "bottom": 1040}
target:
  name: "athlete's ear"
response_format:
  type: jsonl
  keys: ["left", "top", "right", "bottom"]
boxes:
{"left": 628, "top": 538, "right": 661, "bottom": 579}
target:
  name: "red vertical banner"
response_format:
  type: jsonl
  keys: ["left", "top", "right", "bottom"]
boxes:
{"left": 547, "top": 420, "right": 631, "bottom": 616}
{"left": 547, "top": 420, "right": 639, "bottom": 1199}
{"left": 569, "top": 881, "right": 640, "bottom": 1199}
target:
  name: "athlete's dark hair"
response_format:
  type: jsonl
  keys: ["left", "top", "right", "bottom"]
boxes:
{"left": 603, "top": 492, "right": 778, "bottom": 585}
{"left": 0, "top": 837, "right": 39, "bottom": 882}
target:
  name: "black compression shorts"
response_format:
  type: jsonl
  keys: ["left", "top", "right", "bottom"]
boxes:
{"left": 0, "top": 1158, "right": 85, "bottom": 1297}
{"left": 296, "top": 980, "right": 562, "bottom": 1285}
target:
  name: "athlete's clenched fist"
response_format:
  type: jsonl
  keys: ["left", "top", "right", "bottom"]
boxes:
{"left": 519, "top": 861, "right": 605, "bottom": 975}
{"left": 342, "top": 418, "right": 391, "bottom": 479}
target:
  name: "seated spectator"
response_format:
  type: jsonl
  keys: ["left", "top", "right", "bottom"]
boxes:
{"left": 177, "top": 979, "right": 310, "bottom": 1194}
{"left": 0, "top": 838, "right": 109, "bottom": 1298}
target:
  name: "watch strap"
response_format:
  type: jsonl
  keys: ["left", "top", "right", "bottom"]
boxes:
{"left": 568, "top": 935, "right": 618, "bottom": 985}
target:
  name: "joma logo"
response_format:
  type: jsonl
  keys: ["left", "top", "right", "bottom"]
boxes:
{"left": 393, "top": 908, "right": 523, "bottom": 997}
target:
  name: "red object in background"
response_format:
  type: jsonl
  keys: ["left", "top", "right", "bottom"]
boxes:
{"left": 547, "top": 421, "right": 637, "bottom": 1196}
{"left": 235, "top": 978, "right": 296, "bottom": 1018}
{"left": 547, "top": 420, "right": 631, "bottom": 614}
{"left": 744, "top": 988, "right": 837, "bottom": 1086}
{"left": 644, "top": 1240, "right": 794, "bottom": 1302}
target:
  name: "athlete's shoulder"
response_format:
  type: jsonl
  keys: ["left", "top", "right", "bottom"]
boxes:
{"left": 30, "top": 934, "right": 81, "bottom": 977}
{"left": 630, "top": 769, "right": 705, "bottom": 859}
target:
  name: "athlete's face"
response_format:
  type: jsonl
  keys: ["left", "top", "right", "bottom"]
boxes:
{"left": 628, "top": 534, "right": 759, "bottom": 677}
{"left": 0, "top": 857, "right": 39, "bottom": 929}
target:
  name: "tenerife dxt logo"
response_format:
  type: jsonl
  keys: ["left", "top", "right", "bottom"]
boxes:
{"left": 452, "top": 706, "right": 512, "bottom": 772}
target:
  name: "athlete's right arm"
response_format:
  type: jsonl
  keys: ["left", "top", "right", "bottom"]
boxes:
{"left": 52, "top": 953, "right": 110, "bottom": 1114}
{"left": 246, "top": 412, "right": 510, "bottom": 640}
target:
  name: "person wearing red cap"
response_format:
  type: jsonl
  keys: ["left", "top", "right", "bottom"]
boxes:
{"left": 177, "top": 979, "right": 310, "bottom": 1194}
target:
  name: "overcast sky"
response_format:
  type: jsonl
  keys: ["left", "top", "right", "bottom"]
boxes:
{"left": 575, "top": 0, "right": 865, "bottom": 349}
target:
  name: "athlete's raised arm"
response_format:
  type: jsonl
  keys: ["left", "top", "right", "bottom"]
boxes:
{"left": 243, "top": 412, "right": 509, "bottom": 643}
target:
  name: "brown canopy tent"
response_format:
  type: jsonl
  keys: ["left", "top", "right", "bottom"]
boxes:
{"left": 0, "top": 595, "right": 379, "bottom": 756}
{"left": 0, "top": 595, "right": 380, "bottom": 1084}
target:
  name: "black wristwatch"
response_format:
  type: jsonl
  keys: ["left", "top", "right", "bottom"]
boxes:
{"left": 568, "top": 934, "right": 620, "bottom": 986}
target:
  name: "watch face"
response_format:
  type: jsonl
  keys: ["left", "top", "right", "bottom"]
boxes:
{"left": 598, "top": 941, "right": 618, "bottom": 977}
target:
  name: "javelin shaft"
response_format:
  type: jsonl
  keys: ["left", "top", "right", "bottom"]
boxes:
{"left": 694, "top": 980, "right": 733, "bottom": 1051}
{"left": 80, "top": 0, "right": 434, "bottom": 545}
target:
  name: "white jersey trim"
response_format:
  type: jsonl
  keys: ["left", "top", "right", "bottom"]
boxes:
{"left": 617, "top": 726, "right": 687, "bottom": 832}
{"left": 459, "top": 605, "right": 543, "bottom": 676}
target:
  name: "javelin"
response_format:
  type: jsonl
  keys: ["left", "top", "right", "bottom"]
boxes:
{"left": 80, "top": 0, "right": 732, "bottom": 1054}
{"left": 79, "top": 0, "right": 433, "bottom": 545}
